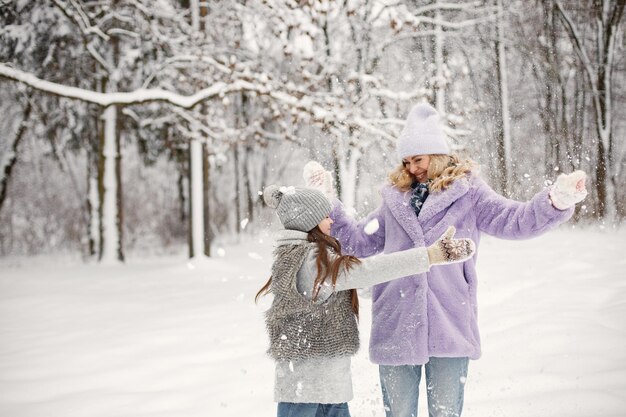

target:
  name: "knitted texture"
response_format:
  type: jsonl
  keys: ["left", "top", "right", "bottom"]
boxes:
{"left": 265, "top": 242, "right": 360, "bottom": 361}
{"left": 396, "top": 103, "right": 450, "bottom": 159}
{"left": 263, "top": 185, "right": 331, "bottom": 232}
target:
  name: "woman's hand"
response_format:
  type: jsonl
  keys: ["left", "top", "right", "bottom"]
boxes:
{"left": 303, "top": 161, "right": 335, "bottom": 200}
{"left": 427, "top": 226, "right": 475, "bottom": 266}
{"left": 549, "top": 170, "right": 587, "bottom": 210}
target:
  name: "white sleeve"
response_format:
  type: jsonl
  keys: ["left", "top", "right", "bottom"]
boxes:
{"left": 296, "top": 247, "right": 430, "bottom": 303}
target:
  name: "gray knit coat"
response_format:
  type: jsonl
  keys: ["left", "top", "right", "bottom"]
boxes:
{"left": 265, "top": 240, "right": 360, "bottom": 361}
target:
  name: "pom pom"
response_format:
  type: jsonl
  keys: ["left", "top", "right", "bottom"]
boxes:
{"left": 263, "top": 184, "right": 282, "bottom": 208}
{"left": 279, "top": 186, "right": 296, "bottom": 195}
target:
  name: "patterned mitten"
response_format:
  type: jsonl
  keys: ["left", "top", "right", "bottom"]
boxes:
{"left": 427, "top": 226, "right": 475, "bottom": 266}
{"left": 303, "top": 161, "right": 335, "bottom": 200}
{"left": 549, "top": 170, "right": 587, "bottom": 210}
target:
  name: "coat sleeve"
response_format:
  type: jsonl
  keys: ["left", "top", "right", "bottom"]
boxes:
{"left": 296, "top": 247, "right": 430, "bottom": 303}
{"left": 329, "top": 198, "right": 386, "bottom": 258}
{"left": 472, "top": 176, "right": 574, "bottom": 239}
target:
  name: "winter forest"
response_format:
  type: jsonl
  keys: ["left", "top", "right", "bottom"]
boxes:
{"left": 0, "top": 0, "right": 624, "bottom": 261}
{"left": 1, "top": 1, "right": 625, "bottom": 417}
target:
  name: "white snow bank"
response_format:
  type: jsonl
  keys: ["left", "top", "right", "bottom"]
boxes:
{"left": 0, "top": 228, "right": 624, "bottom": 417}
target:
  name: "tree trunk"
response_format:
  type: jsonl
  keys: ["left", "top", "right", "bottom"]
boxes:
{"left": 495, "top": 0, "right": 511, "bottom": 194}
{"left": 203, "top": 144, "right": 212, "bottom": 256}
{"left": 595, "top": 139, "right": 608, "bottom": 218}
{"left": 189, "top": 138, "right": 205, "bottom": 257}
{"left": 0, "top": 97, "right": 31, "bottom": 213}
{"left": 98, "top": 104, "right": 123, "bottom": 263}
{"left": 177, "top": 149, "right": 188, "bottom": 225}
{"left": 86, "top": 149, "right": 99, "bottom": 257}
{"left": 187, "top": 143, "right": 194, "bottom": 258}
{"left": 338, "top": 145, "right": 361, "bottom": 211}
{"left": 331, "top": 145, "right": 342, "bottom": 204}
{"left": 240, "top": 94, "right": 254, "bottom": 227}
{"left": 115, "top": 120, "right": 124, "bottom": 262}
{"left": 233, "top": 142, "right": 242, "bottom": 235}
{"left": 244, "top": 142, "right": 255, "bottom": 225}
{"left": 186, "top": 0, "right": 208, "bottom": 257}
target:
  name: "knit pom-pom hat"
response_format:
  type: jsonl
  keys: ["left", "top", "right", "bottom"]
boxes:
{"left": 263, "top": 184, "right": 331, "bottom": 232}
{"left": 396, "top": 103, "right": 450, "bottom": 160}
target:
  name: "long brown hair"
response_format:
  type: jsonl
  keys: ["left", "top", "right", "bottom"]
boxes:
{"left": 388, "top": 153, "right": 475, "bottom": 192}
{"left": 255, "top": 226, "right": 362, "bottom": 318}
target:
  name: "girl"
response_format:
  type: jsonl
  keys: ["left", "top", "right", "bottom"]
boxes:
{"left": 303, "top": 103, "right": 587, "bottom": 417}
{"left": 257, "top": 184, "right": 476, "bottom": 417}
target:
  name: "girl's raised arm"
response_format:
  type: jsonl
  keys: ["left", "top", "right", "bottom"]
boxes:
{"left": 329, "top": 199, "right": 386, "bottom": 258}
{"left": 304, "top": 160, "right": 386, "bottom": 258}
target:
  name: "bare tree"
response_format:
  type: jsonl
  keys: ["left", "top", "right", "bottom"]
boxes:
{"left": 555, "top": 0, "right": 625, "bottom": 220}
{"left": 0, "top": 93, "right": 31, "bottom": 213}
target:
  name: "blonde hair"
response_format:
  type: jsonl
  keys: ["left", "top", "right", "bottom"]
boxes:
{"left": 388, "top": 154, "right": 475, "bottom": 192}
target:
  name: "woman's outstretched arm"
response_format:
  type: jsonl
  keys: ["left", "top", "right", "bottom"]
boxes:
{"left": 472, "top": 176, "right": 575, "bottom": 239}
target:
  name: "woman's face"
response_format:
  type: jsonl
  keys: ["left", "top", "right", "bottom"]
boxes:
{"left": 403, "top": 154, "right": 431, "bottom": 183}
{"left": 318, "top": 216, "right": 333, "bottom": 236}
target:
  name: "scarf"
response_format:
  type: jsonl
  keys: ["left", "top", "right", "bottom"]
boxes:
{"left": 410, "top": 181, "right": 430, "bottom": 217}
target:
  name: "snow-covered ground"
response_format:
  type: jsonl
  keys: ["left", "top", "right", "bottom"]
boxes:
{"left": 0, "top": 227, "right": 624, "bottom": 417}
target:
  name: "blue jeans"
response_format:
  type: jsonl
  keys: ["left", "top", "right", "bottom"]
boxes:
{"left": 379, "top": 357, "right": 469, "bottom": 417}
{"left": 277, "top": 402, "right": 350, "bottom": 417}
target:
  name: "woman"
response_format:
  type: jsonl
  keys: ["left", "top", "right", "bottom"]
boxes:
{"left": 303, "top": 103, "right": 587, "bottom": 417}
{"left": 256, "top": 184, "right": 475, "bottom": 417}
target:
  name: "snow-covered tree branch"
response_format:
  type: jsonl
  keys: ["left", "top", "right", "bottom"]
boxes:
{"left": 0, "top": 0, "right": 624, "bottom": 261}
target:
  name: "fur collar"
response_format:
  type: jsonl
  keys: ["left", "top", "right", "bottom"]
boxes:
{"left": 419, "top": 177, "right": 470, "bottom": 223}
{"left": 381, "top": 177, "right": 471, "bottom": 245}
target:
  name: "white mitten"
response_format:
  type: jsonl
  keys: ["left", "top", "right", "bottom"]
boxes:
{"left": 549, "top": 170, "right": 587, "bottom": 210}
{"left": 427, "top": 226, "right": 476, "bottom": 266}
{"left": 303, "top": 161, "right": 335, "bottom": 200}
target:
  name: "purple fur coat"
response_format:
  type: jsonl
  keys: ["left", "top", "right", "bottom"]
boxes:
{"left": 330, "top": 174, "right": 574, "bottom": 365}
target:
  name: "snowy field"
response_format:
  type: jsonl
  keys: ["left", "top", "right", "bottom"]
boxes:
{"left": 0, "top": 226, "right": 625, "bottom": 417}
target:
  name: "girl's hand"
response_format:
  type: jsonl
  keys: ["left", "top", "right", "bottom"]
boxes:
{"left": 303, "top": 161, "right": 335, "bottom": 200}
{"left": 549, "top": 170, "right": 588, "bottom": 210}
{"left": 427, "top": 226, "right": 475, "bottom": 266}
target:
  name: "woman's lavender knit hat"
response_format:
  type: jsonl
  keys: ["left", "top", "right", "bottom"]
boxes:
{"left": 263, "top": 185, "right": 331, "bottom": 232}
{"left": 396, "top": 103, "right": 450, "bottom": 159}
